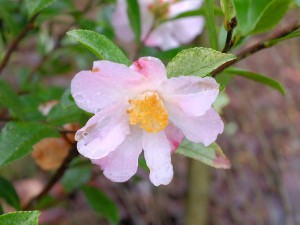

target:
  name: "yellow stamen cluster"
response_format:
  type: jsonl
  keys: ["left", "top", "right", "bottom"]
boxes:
{"left": 127, "top": 92, "right": 168, "bottom": 133}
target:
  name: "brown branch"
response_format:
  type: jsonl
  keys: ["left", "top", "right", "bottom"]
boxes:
{"left": 0, "top": 14, "right": 38, "bottom": 74}
{"left": 212, "top": 20, "right": 300, "bottom": 76}
{"left": 23, "top": 145, "right": 79, "bottom": 210}
{"left": 222, "top": 17, "right": 237, "bottom": 53}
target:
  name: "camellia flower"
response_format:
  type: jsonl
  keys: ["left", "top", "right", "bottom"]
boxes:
{"left": 112, "top": 0, "right": 205, "bottom": 50}
{"left": 71, "top": 57, "right": 223, "bottom": 186}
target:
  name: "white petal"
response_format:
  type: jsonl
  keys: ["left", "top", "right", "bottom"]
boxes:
{"left": 142, "top": 131, "right": 173, "bottom": 186}
{"left": 167, "top": 105, "right": 224, "bottom": 146}
{"left": 76, "top": 104, "right": 130, "bottom": 159}
{"left": 92, "top": 127, "right": 142, "bottom": 182}
{"left": 162, "top": 76, "right": 219, "bottom": 117}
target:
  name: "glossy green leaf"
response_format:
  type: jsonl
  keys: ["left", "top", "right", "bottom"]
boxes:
{"left": 0, "top": 211, "right": 40, "bottom": 225}
{"left": 176, "top": 139, "right": 231, "bottom": 169}
{"left": 82, "top": 185, "right": 120, "bottom": 224}
{"left": 0, "top": 122, "right": 60, "bottom": 167}
{"left": 167, "top": 47, "right": 236, "bottom": 77}
{"left": 62, "top": 158, "right": 92, "bottom": 193}
{"left": 204, "top": 0, "right": 218, "bottom": 49}
{"left": 233, "top": 0, "right": 291, "bottom": 35}
{"left": 67, "top": 29, "right": 131, "bottom": 65}
{"left": 225, "top": 67, "right": 285, "bottom": 95}
{"left": 0, "top": 80, "right": 24, "bottom": 119}
{"left": 0, "top": 177, "right": 20, "bottom": 210}
{"left": 25, "top": 0, "right": 57, "bottom": 17}
{"left": 126, "top": 0, "right": 141, "bottom": 43}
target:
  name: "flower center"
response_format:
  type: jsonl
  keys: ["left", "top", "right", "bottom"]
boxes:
{"left": 127, "top": 92, "right": 168, "bottom": 133}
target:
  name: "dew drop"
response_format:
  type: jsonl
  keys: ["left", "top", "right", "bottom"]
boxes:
{"left": 75, "top": 94, "right": 84, "bottom": 102}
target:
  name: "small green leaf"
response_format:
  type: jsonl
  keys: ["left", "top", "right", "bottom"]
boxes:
{"left": 126, "top": 0, "right": 141, "bottom": 43}
{"left": 220, "top": 0, "right": 236, "bottom": 30}
{"left": 225, "top": 67, "right": 285, "bottom": 95}
{"left": 25, "top": 0, "right": 57, "bottom": 17}
{"left": 233, "top": 0, "right": 291, "bottom": 35}
{"left": 62, "top": 158, "right": 92, "bottom": 193}
{"left": 0, "top": 80, "right": 24, "bottom": 119}
{"left": 0, "top": 122, "right": 60, "bottom": 167}
{"left": 204, "top": 0, "right": 218, "bottom": 50}
{"left": 176, "top": 139, "right": 231, "bottom": 169}
{"left": 167, "top": 47, "right": 236, "bottom": 77}
{"left": 0, "top": 177, "right": 21, "bottom": 210}
{"left": 81, "top": 185, "right": 120, "bottom": 224}
{"left": 0, "top": 211, "right": 40, "bottom": 225}
{"left": 67, "top": 29, "right": 131, "bottom": 65}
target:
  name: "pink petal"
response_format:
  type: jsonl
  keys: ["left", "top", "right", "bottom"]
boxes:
{"left": 92, "top": 127, "right": 142, "bottom": 182}
{"left": 172, "top": 17, "right": 205, "bottom": 44}
{"left": 112, "top": 0, "right": 154, "bottom": 44}
{"left": 71, "top": 61, "right": 144, "bottom": 113}
{"left": 169, "top": 0, "right": 204, "bottom": 17}
{"left": 75, "top": 104, "right": 130, "bottom": 159}
{"left": 112, "top": 0, "right": 135, "bottom": 44}
{"left": 144, "top": 22, "right": 180, "bottom": 50}
{"left": 162, "top": 76, "right": 219, "bottom": 117}
{"left": 164, "top": 123, "right": 184, "bottom": 153}
{"left": 130, "top": 57, "right": 167, "bottom": 86}
{"left": 142, "top": 131, "right": 173, "bottom": 186}
{"left": 167, "top": 105, "right": 224, "bottom": 146}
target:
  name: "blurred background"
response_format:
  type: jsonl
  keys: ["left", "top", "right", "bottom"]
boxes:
{"left": 0, "top": 0, "right": 300, "bottom": 224}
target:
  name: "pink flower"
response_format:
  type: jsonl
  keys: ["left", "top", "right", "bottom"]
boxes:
{"left": 71, "top": 57, "right": 223, "bottom": 186}
{"left": 112, "top": 0, "right": 205, "bottom": 50}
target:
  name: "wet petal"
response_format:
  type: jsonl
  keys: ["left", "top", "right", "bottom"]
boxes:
{"left": 130, "top": 57, "right": 167, "bottom": 86}
{"left": 167, "top": 105, "right": 224, "bottom": 146}
{"left": 71, "top": 61, "right": 145, "bottom": 113}
{"left": 92, "top": 127, "right": 142, "bottom": 182}
{"left": 76, "top": 104, "right": 130, "bottom": 159}
{"left": 142, "top": 131, "right": 173, "bottom": 186}
{"left": 162, "top": 76, "right": 219, "bottom": 117}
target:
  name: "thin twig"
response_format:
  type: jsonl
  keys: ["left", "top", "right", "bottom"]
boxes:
{"left": 23, "top": 145, "right": 79, "bottom": 210}
{"left": 0, "top": 14, "right": 38, "bottom": 74}
{"left": 222, "top": 17, "right": 237, "bottom": 53}
{"left": 212, "top": 20, "right": 300, "bottom": 76}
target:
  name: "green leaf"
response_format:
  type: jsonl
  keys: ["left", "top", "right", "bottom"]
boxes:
{"left": 67, "top": 29, "right": 131, "bottom": 65}
{"left": 204, "top": 0, "right": 218, "bottom": 50}
{"left": 46, "top": 89, "right": 86, "bottom": 126}
{"left": 25, "top": 0, "right": 57, "bottom": 17}
{"left": 0, "top": 122, "right": 60, "bottom": 167}
{"left": 0, "top": 177, "right": 21, "bottom": 210}
{"left": 220, "top": 0, "right": 236, "bottom": 30}
{"left": 0, "top": 5, "right": 19, "bottom": 35}
{"left": 0, "top": 80, "right": 24, "bottom": 119}
{"left": 167, "top": 47, "right": 236, "bottom": 77}
{"left": 126, "top": 0, "right": 141, "bottom": 43}
{"left": 176, "top": 139, "right": 231, "bottom": 169}
{"left": 81, "top": 185, "right": 120, "bottom": 224}
{"left": 225, "top": 67, "right": 285, "bottom": 95}
{"left": 0, "top": 211, "right": 40, "bottom": 225}
{"left": 62, "top": 158, "right": 92, "bottom": 193}
{"left": 233, "top": 0, "right": 291, "bottom": 35}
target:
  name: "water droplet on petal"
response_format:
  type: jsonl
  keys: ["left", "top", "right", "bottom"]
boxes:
{"left": 75, "top": 94, "right": 84, "bottom": 102}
